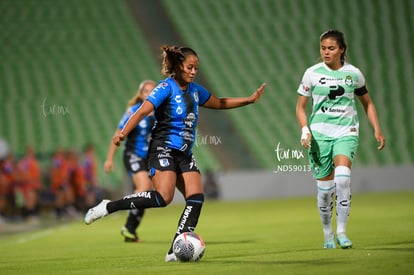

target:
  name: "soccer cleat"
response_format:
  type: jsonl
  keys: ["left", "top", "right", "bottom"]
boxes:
{"left": 323, "top": 240, "right": 336, "bottom": 249}
{"left": 84, "top": 200, "right": 110, "bottom": 225}
{"left": 323, "top": 232, "right": 336, "bottom": 249}
{"left": 336, "top": 233, "right": 353, "bottom": 249}
{"left": 165, "top": 252, "right": 177, "bottom": 262}
{"left": 121, "top": 227, "right": 140, "bottom": 243}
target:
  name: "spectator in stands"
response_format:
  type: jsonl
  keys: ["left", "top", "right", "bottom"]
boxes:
{"left": 83, "top": 143, "right": 102, "bottom": 209}
{"left": 203, "top": 169, "right": 220, "bottom": 200}
{"left": 104, "top": 80, "right": 156, "bottom": 242}
{"left": 16, "top": 145, "right": 42, "bottom": 221}
{"left": 0, "top": 139, "right": 11, "bottom": 222}
{"left": 67, "top": 149, "right": 88, "bottom": 215}
{"left": 296, "top": 29, "right": 385, "bottom": 249}
{"left": 50, "top": 148, "right": 75, "bottom": 219}
{"left": 85, "top": 45, "right": 266, "bottom": 262}
{"left": 2, "top": 153, "right": 23, "bottom": 219}
{"left": 0, "top": 153, "right": 15, "bottom": 220}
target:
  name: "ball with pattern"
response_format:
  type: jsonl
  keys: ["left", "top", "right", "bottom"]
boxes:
{"left": 173, "top": 232, "right": 205, "bottom": 262}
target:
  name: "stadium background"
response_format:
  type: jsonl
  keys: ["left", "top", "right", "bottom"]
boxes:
{"left": 1, "top": 0, "right": 413, "bottom": 199}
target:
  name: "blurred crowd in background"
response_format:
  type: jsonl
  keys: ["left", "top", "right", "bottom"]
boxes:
{"left": 0, "top": 137, "right": 220, "bottom": 230}
{"left": 0, "top": 138, "right": 105, "bottom": 226}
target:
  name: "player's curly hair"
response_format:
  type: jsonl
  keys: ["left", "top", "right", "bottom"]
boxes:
{"left": 160, "top": 45, "right": 198, "bottom": 76}
{"left": 320, "top": 29, "right": 347, "bottom": 63}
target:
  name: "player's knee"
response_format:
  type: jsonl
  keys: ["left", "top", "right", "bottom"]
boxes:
{"left": 334, "top": 166, "right": 351, "bottom": 189}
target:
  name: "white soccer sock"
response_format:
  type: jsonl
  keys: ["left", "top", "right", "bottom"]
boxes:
{"left": 335, "top": 166, "right": 352, "bottom": 234}
{"left": 316, "top": 179, "right": 335, "bottom": 240}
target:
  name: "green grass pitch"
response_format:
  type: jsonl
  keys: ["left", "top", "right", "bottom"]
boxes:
{"left": 1, "top": 191, "right": 413, "bottom": 274}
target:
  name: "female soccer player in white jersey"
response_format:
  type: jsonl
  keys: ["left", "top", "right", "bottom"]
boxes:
{"left": 296, "top": 29, "right": 385, "bottom": 249}
{"left": 85, "top": 45, "right": 266, "bottom": 261}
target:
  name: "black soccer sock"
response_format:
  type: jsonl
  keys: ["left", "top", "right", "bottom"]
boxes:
{"left": 107, "top": 191, "right": 166, "bottom": 214}
{"left": 125, "top": 208, "right": 145, "bottom": 233}
{"left": 167, "top": 193, "right": 204, "bottom": 254}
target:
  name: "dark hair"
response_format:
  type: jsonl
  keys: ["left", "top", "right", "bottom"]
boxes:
{"left": 160, "top": 45, "right": 198, "bottom": 76}
{"left": 320, "top": 29, "right": 347, "bottom": 62}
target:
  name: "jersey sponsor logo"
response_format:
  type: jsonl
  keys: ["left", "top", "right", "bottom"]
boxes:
{"left": 328, "top": 85, "right": 345, "bottom": 100}
{"left": 321, "top": 106, "right": 346, "bottom": 113}
{"left": 157, "top": 146, "right": 171, "bottom": 152}
{"left": 176, "top": 206, "right": 193, "bottom": 234}
{"left": 300, "top": 82, "right": 310, "bottom": 91}
{"left": 183, "top": 113, "right": 196, "bottom": 128}
{"left": 175, "top": 95, "right": 182, "bottom": 103}
{"left": 149, "top": 82, "right": 168, "bottom": 98}
{"left": 180, "top": 131, "right": 194, "bottom": 141}
{"left": 179, "top": 144, "right": 188, "bottom": 151}
{"left": 157, "top": 152, "right": 171, "bottom": 158}
{"left": 176, "top": 106, "right": 183, "bottom": 115}
{"left": 319, "top": 76, "right": 343, "bottom": 85}
{"left": 123, "top": 191, "right": 152, "bottom": 200}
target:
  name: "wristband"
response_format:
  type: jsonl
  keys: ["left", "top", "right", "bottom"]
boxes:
{"left": 301, "top": 126, "right": 311, "bottom": 145}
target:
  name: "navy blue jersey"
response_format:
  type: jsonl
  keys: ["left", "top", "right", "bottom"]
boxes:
{"left": 146, "top": 77, "right": 211, "bottom": 154}
{"left": 118, "top": 102, "right": 155, "bottom": 158}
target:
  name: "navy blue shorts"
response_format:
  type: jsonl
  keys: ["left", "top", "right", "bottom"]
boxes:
{"left": 148, "top": 141, "right": 200, "bottom": 176}
{"left": 123, "top": 151, "right": 149, "bottom": 174}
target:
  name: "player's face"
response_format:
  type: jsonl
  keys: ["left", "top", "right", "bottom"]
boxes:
{"left": 178, "top": 54, "right": 199, "bottom": 84}
{"left": 320, "top": 38, "right": 344, "bottom": 70}
{"left": 140, "top": 83, "right": 155, "bottom": 100}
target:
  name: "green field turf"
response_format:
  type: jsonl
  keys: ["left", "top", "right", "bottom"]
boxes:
{"left": 1, "top": 191, "right": 413, "bottom": 274}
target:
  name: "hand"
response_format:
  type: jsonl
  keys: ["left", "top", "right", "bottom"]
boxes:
{"left": 112, "top": 133, "right": 125, "bottom": 146}
{"left": 249, "top": 83, "right": 266, "bottom": 103}
{"left": 300, "top": 126, "right": 312, "bottom": 149}
{"left": 375, "top": 131, "right": 385, "bottom": 150}
{"left": 103, "top": 160, "right": 113, "bottom": 173}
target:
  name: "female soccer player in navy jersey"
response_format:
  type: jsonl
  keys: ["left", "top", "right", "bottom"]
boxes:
{"left": 104, "top": 80, "right": 156, "bottom": 242}
{"left": 85, "top": 45, "right": 266, "bottom": 261}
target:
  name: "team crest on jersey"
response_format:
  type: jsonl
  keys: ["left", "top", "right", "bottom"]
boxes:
{"left": 345, "top": 75, "right": 353, "bottom": 86}
{"left": 131, "top": 162, "right": 140, "bottom": 172}
{"left": 194, "top": 91, "right": 199, "bottom": 103}
{"left": 159, "top": 158, "right": 170, "bottom": 167}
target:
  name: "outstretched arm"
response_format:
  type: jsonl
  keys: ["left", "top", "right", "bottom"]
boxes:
{"left": 104, "top": 129, "right": 121, "bottom": 173}
{"left": 112, "top": 101, "right": 155, "bottom": 146}
{"left": 203, "top": 83, "right": 266, "bottom": 109}
{"left": 358, "top": 93, "right": 385, "bottom": 150}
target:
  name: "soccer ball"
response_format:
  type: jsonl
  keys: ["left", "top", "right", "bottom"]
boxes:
{"left": 173, "top": 232, "right": 205, "bottom": 262}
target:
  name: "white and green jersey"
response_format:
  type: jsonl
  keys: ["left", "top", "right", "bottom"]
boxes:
{"left": 297, "top": 62, "right": 367, "bottom": 140}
